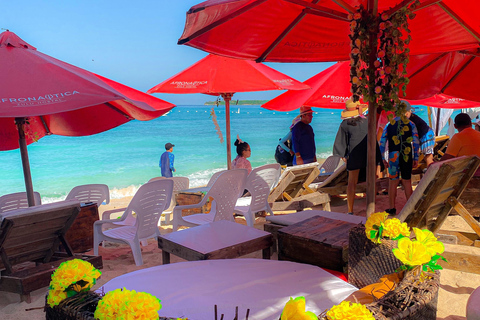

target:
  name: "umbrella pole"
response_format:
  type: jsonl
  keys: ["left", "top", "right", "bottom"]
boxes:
{"left": 435, "top": 108, "right": 441, "bottom": 136}
{"left": 15, "top": 117, "right": 35, "bottom": 207}
{"left": 222, "top": 93, "right": 233, "bottom": 170}
{"left": 365, "top": 0, "right": 379, "bottom": 217}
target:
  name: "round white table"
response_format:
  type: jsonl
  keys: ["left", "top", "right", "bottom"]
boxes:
{"left": 99, "top": 259, "right": 357, "bottom": 320}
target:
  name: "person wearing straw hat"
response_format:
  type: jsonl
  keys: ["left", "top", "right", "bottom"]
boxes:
{"left": 333, "top": 98, "right": 383, "bottom": 215}
{"left": 379, "top": 102, "right": 420, "bottom": 216}
{"left": 291, "top": 106, "right": 317, "bottom": 165}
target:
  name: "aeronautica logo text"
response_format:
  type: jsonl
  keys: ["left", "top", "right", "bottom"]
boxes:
{"left": 3, "top": 91, "right": 81, "bottom": 106}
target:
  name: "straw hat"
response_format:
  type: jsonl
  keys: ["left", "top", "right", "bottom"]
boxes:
{"left": 300, "top": 105, "right": 314, "bottom": 116}
{"left": 341, "top": 98, "right": 368, "bottom": 120}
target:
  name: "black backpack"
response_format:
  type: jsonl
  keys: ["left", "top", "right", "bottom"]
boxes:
{"left": 275, "top": 138, "right": 294, "bottom": 166}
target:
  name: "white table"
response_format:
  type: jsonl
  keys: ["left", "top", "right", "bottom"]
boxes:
{"left": 99, "top": 259, "right": 358, "bottom": 320}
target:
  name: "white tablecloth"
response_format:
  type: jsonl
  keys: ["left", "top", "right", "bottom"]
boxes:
{"left": 99, "top": 259, "right": 357, "bottom": 320}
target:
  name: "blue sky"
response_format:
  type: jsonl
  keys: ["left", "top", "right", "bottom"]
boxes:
{"left": 1, "top": 0, "right": 334, "bottom": 105}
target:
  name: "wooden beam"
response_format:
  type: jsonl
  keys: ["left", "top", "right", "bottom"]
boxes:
{"left": 448, "top": 196, "right": 480, "bottom": 238}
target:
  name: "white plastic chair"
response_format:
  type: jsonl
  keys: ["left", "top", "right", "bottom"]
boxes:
{"left": 148, "top": 177, "right": 189, "bottom": 225}
{"left": 318, "top": 155, "right": 342, "bottom": 176}
{"left": 207, "top": 170, "right": 226, "bottom": 187}
{"left": 0, "top": 192, "right": 42, "bottom": 213}
{"left": 233, "top": 164, "right": 282, "bottom": 226}
{"left": 172, "top": 169, "right": 248, "bottom": 231}
{"left": 93, "top": 179, "right": 173, "bottom": 266}
{"left": 65, "top": 184, "right": 110, "bottom": 208}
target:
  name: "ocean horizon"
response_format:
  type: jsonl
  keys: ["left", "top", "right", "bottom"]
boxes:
{"left": 1, "top": 104, "right": 442, "bottom": 203}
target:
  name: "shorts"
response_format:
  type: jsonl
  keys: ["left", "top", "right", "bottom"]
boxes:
{"left": 387, "top": 151, "right": 413, "bottom": 180}
{"left": 420, "top": 129, "right": 435, "bottom": 155}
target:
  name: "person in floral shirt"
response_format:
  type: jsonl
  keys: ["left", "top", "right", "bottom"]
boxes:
{"left": 379, "top": 101, "right": 420, "bottom": 216}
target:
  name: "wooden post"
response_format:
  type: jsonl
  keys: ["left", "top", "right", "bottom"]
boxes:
{"left": 222, "top": 93, "right": 234, "bottom": 170}
{"left": 15, "top": 117, "right": 35, "bottom": 207}
{"left": 366, "top": 0, "right": 379, "bottom": 217}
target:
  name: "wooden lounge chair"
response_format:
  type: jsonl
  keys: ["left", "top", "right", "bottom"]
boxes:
{"left": 267, "top": 162, "right": 331, "bottom": 211}
{"left": 0, "top": 200, "right": 103, "bottom": 302}
{"left": 413, "top": 134, "right": 450, "bottom": 174}
{"left": 398, "top": 155, "right": 480, "bottom": 237}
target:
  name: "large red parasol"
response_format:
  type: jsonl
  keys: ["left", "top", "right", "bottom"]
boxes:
{"left": 262, "top": 61, "right": 480, "bottom": 111}
{"left": 147, "top": 53, "right": 309, "bottom": 168}
{"left": 177, "top": 0, "right": 480, "bottom": 215}
{"left": 0, "top": 31, "right": 175, "bottom": 206}
{"left": 178, "top": 0, "right": 480, "bottom": 63}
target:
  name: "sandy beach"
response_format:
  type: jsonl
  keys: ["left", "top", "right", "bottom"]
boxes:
{"left": 1, "top": 191, "right": 479, "bottom": 320}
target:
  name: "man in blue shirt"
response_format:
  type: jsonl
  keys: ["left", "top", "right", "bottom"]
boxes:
{"left": 292, "top": 106, "right": 316, "bottom": 165}
{"left": 160, "top": 142, "right": 175, "bottom": 177}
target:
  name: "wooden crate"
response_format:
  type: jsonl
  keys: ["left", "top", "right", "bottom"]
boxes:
{"left": 64, "top": 203, "right": 98, "bottom": 253}
{"left": 278, "top": 216, "right": 359, "bottom": 273}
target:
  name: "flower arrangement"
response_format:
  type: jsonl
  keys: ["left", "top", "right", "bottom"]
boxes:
{"left": 349, "top": 1, "right": 419, "bottom": 113}
{"left": 94, "top": 288, "right": 162, "bottom": 320}
{"left": 365, "top": 212, "right": 446, "bottom": 273}
{"left": 47, "top": 259, "right": 101, "bottom": 307}
{"left": 325, "top": 301, "right": 374, "bottom": 320}
{"left": 364, "top": 211, "right": 410, "bottom": 244}
{"left": 280, "top": 296, "right": 317, "bottom": 320}
{"left": 349, "top": 2, "right": 420, "bottom": 162}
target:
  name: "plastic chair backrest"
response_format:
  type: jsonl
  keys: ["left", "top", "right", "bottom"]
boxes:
{"left": 129, "top": 179, "right": 173, "bottom": 239}
{"left": 207, "top": 170, "right": 226, "bottom": 188}
{"left": 206, "top": 169, "right": 248, "bottom": 222}
{"left": 162, "top": 177, "right": 189, "bottom": 212}
{"left": 66, "top": 184, "right": 110, "bottom": 207}
{"left": 319, "top": 155, "right": 342, "bottom": 176}
{"left": 148, "top": 177, "right": 166, "bottom": 182}
{"left": 0, "top": 192, "right": 42, "bottom": 213}
{"left": 245, "top": 164, "right": 281, "bottom": 213}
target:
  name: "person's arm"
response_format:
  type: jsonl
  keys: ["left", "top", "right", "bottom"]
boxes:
{"left": 379, "top": 124, "right": 389, "bottom": 168}
{"left": 279, "top": 132, "right": 293, "bottom": 154}
{"left": 332, "top": 124, "right": 347, "bottom": 158}
{"left": 441, "top": 134, "right": 460, "bottom": 161}
{"left": 291, "top": 126, "right": 303, "bottom": 164}
{"left": 169, "top": 153, "right": 175, "bottom": 172}
{"left": 411, "top": 123, "right": 420, "bottom": 168}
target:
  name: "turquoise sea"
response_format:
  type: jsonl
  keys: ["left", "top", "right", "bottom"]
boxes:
{"left": 1, "top": 105, "right": 442, "bottom": 203}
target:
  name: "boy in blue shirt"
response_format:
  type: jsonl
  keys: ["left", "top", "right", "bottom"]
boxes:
{"left": 160, "top": 142, "right": 175, "bottom": 177}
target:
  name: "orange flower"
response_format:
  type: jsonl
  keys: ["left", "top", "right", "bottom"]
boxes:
{"left": 378, "top": 50, "right": 385, "bottom": 58}
{"left": 375, "top": 86, "right": 382, "bottom": 94}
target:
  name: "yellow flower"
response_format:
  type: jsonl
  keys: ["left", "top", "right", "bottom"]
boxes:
{"left": 393, "top": 238, "right": 432, "bottom": 267}
{"left": 47, "top": 289, "right": 68, "bottom": 307}
{"left": 404, "top": 147, "right": 411, "bottom": 154}
{"left": 365, "top": 211, "right": 388, "bottom": 243}
{"left": 47, "top": 259, "right": 101, "bottom": 307}
{"left": 326, "top": 301, "right": 374, "bottom": 320}
{"left": 413, "top": 228, "right": 445, "bottom": 256}
{"left": 281, "top": 296, "right": 317, "bottom": 320}
{"left": 95, "top": 288, "right": 162, "bottom": 320}
{"left": 383, "top": 218, "right": 410, "bottom": 239}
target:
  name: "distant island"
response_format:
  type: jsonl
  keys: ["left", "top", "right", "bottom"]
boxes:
{"left": 204, "top": 99, "right": 269, "bottom": 105}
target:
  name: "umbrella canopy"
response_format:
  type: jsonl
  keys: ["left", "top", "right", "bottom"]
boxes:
{"left": 0, "top": 31, "right": 175, "bottom": 205}
{"left": 262, "top": 61, "right": 480, "bottom": 111}
{"left": 405, "top": 49, "right": 480, "bottom": 102}
{"left": 148, "top": 53, "right": 309, "bottom": 168}
{"left": 178, "top": 0, "right": 480, "bottom": 63}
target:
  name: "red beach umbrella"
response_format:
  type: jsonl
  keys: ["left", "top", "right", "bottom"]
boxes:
{"left": 0, "top": 31, "right": 175, "bottom": 206}
{"left": 178, "top": 0, "right": 480, "bottom": 63}
{"left": 262, "top": 61, "right": 480, "bottom": 111}
{"left": 147, "top": 53, "right": 309, "bottom": 169}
